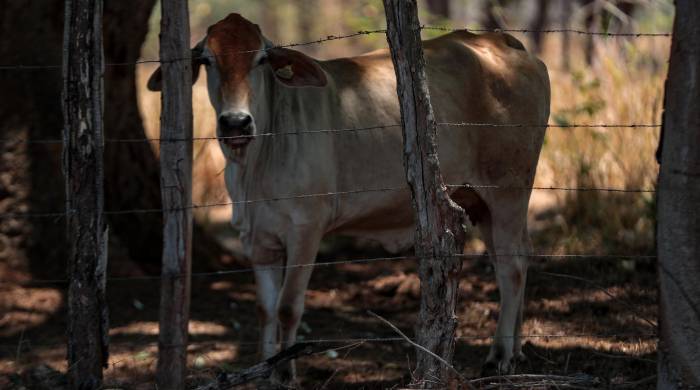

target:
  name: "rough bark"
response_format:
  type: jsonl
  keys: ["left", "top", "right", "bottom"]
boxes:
{"left": 656, "top": 1, "right": 700, "bottom": 388}
{"left": 62, "top": 0, "right": 109, "bottom": 388}
{"left": 156, "top": 1, "right": 193, "bottom": 389}
{"left": 383, "top": 0, "right": 467, "bottom": 386}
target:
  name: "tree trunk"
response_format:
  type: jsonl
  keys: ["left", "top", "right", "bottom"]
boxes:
{"left": 482, "top": 0, "right": 512, "bottom": 30}
{"left": 156, "top": 1, "right": 193, "bottom": 389}
{"left": 0, "top": 0, "right": 67, "bottom": 278}
{"left": 656, "top": 1, "right": 700, "bottom": 388}
{"left": 0, "top": 0, "right": 226, "bottom": 277}
{"left": 560, "top": 0, "right": 572, "bottom": 70}
{"left": 425, "top": 0, "right": 450, "bottom": 18}
{"left": 103, "top": 0, "right": 166, "bottom": 271}
{"left": 383, "top": 0, "right": 466, "bottom": 386}
{"left": 63, "top": 1, "right": 109, "bottom": 387}
{"left": 296, "top": 0, "right": 318, "bottom": 56}
{"left": 528, "top": 0, "right": 550, "bottom": 53}
{"left": 259, "top": 0, "right": 279, "bottom": 42}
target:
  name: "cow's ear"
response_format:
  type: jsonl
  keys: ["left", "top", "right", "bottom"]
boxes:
{"left": 147, "top": 40, "right": 205, "bottom": 92}
{"left": 267, "top": 47, "right": 327, "bottom": 88}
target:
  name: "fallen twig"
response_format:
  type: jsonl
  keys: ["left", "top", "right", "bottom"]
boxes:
{"left": 194, "top": 342, "right": 319, "bottom": 389}
{"left": 615, "top": 375, "right": 656, "bottom": 389}
{"left": 470, "top": 373, "right": 600, "bottom": 389}
{"left": 367, "top": 310, "right": 473, "bottom": 389}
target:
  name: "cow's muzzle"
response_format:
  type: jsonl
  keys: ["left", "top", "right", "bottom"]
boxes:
{"left": 219, "top": 112, "right": 254, "bottom": 149}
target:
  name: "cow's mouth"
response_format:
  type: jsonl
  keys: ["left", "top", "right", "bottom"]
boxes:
{"left": 221, "top": 136, "right": 253, "bottom": 150}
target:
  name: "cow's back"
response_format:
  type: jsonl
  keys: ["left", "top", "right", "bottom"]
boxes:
{"left": 315, "top": 32, "right": 549, "bottom": 251}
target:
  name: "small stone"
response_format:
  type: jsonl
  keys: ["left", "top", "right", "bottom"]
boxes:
{"left": 325, "top": 349, "right": 339, "bottom": 359}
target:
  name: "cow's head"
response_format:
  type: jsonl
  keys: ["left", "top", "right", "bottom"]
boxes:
{"left": 147, "top": 13, "right": 327, "bottom": 157}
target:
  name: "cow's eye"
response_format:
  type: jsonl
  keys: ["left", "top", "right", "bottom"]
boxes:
{"left": 256, "top": 54, "right": 268, "bottom": 67}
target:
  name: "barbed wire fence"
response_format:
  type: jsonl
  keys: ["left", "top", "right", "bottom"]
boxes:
{"left": 0, "top": 7, "right": 670, "bottom": 389}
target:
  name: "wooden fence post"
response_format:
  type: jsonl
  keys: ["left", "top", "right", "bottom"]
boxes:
{"left": 657, "top": 1, "right": 700, "bottom": 388}
{"left": 156, "top": 0, "right": 193, "bottom": 389}
{"left": 62, "top": 0, "right": 109, "bottom": 388}
{"left": 383, "top": 1, "right": 467, "bottom": 387}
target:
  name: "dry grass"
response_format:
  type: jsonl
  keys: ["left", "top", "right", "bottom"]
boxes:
{"left": 531, "top": 35, "right": 666, "bottom": 255}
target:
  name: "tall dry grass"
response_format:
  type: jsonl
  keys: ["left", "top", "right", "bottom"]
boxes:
{"left": 136, "top": 33, "right": 668, "bottom": 255}
{"left": 532, "top": 35, "right": 666, "bottom": 255}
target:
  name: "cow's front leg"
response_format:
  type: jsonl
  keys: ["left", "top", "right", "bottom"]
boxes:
{"left": 275, "top": 227, "right": 323, "bottom": 383}
{"left": 252, "top": 249, "right": 285, "bottom": 359}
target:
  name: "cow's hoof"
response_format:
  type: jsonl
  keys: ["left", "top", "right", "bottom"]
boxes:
{"left": 269, "top": 363, "right": 298, "bottom": 389}
{"left": 480, "top": 357, "right": 515, "bottom": 377}
{"left": 513, "top": 350, "right": 527, "bottom": 363}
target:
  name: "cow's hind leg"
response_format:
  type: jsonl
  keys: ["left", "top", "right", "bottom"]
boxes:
{"left": 511, "top": 226, "right": 532, "bottom": 363}
{"left": 479, "top": 204, "right": 530, "bottom": 374}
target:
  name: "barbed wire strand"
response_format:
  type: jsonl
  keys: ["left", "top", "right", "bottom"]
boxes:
{"left": 0, "top": 122, "right": 662, "bottom": 146}
{"left": 5, "top": 252, "right": 655, "bottom": 286}
{"left": 0, "top": 25, "right": 671, "bottom": 71}
{"left": 0, "top": 180, "right": 660, "bottom": 220}
{"left": 4, "top": 331, "right": 658, "bottom": 350}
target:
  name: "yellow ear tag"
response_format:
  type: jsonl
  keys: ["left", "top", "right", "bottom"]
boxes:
{"left": 275, "top": 65, "right": 294, "bottom": 80}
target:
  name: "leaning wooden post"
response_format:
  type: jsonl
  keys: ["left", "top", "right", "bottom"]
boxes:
{"left": 156, "top": 0, "right": 193, "bottom": 389}
{"left": 383, "top": 0, "right": 467, "bottom": 386}
{"left": 657, "top": 1, "right": 700, "bottom": 388}
{"left": 62, "top": 0, "right": 109, "bottom": 388}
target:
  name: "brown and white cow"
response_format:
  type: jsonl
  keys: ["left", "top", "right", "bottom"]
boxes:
{"left": 148, "top": 13, "right": 550, "bottom": 378}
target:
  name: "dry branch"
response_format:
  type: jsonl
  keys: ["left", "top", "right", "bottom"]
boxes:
{"left": 195, "top": 343, "right": 319, "bottom": 389}
{"left": 469, "top": 373, "right": 600, "bottom": 389}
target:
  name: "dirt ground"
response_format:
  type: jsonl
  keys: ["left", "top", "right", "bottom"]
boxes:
{"left": 0, "top": 219, "right": 658, "bottom": 389}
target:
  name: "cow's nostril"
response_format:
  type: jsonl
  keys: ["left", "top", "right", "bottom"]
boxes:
{"left": 219, "top": 112, "right": 253, "bottom": 132}
{"left": 240, "top": 115, "right": 252, "bottom": 128}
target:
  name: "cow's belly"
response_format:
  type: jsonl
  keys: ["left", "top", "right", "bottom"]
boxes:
{"left": 328, "top": 189, "right": 416, "bottom": 253}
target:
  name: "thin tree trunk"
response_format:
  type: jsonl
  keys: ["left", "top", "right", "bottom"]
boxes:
{"left": 383, "top": 0, "right": 466, "bottom": 386}
{"left": 425, "top": 0, "right": 450, "bottom": 18}
{"left": 104, "top": 0, "right": 227, "bottom": 272}
{"left": 259, "top": 0, "right": 279, "bottom": 42}
{"left": 156, "top": 0, "right": 193, "bottom": 389}
{"left": 103, "top": 0, "right": 164, "bottom": 270}
{"left": 656, "top": 1, "right": 700, "bottom": 388}
{"left": 63, "top": 0, "right": 109, "bottom": 388}
{"left": 560, "top": 0, "right": 572, "bottom": 70}
{"left": 0, "top": 0, "right": 66, "bottom": 279}
{"left": 529, "top": 0, "right": 550, "bottom": 53}
{"left": 296, "top": 0, "right": 318, "bottom": 56}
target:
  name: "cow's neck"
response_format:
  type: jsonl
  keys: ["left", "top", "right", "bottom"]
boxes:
{"left": 230, "top": 68, "right": 334, "bottom": 199}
